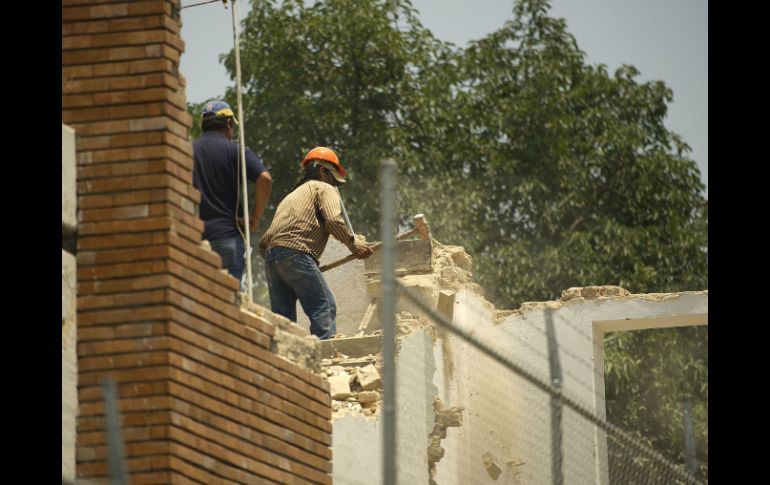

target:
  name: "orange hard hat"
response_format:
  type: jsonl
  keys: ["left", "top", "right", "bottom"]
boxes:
{"left": 301, "top": 146, "right": 347, "bottom": 178}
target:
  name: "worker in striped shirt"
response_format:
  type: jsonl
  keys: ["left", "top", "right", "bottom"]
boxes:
{"left": 258, "top": 147, "right": 374, "bottom": 340}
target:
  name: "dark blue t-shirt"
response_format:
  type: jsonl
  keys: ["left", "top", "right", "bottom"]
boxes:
{"left": 192, "top": 131, "right": 267, "bottom": 241}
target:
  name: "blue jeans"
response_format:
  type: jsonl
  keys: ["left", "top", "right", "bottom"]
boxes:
{"left": 264, "top": 247, "right": 337, "bottom": 340}
{"left": 210, "top": 236, "right": 245, "bottom": 281}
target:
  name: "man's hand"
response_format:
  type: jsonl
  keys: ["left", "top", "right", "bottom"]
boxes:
{"left": 237, "top": 215, "right": 261, "bottom": 233}
{"left": 249, "top": 213, "right": 260, "bottom": 232}
{"left": 352, "top": 243, "right": 374, "bottom": 259}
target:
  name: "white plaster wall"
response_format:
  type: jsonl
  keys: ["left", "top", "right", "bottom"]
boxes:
{"left": 62, "top": 124, "right": 76, "bottom": 230}
{"left": 62, "top": 252, "right": 78, "bottom": 481}
{"left": 435, "top": 289, "right": 708, "bottom": 485}
{"left": 297, "top": 238, "right": 370, "bottom": 337}
{"left": 333, "top": 330, "right": 436, "bottom": 485}
{"left": 62, "top": 123, "right": 78, "bottom": 483}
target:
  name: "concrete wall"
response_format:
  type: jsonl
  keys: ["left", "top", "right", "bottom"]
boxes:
{"left": 435, "top": 288, "right": 708, "bottom": 485}
{"left": 62, "top": 123, "right": 78, "bottom": 483}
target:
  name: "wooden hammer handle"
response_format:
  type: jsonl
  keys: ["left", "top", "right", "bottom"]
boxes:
{"left": 320, "top": 242, "right": 382, "bottom": 273}
{"left": 319, "top": 226, "right": 417, "bottom": 273}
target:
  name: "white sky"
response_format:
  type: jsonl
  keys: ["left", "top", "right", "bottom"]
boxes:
{"left": 179, "top": 0, "right": 707, "bottom": 193}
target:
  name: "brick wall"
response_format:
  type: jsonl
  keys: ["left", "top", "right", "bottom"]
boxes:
{"left": 62, "top": 1, "right": 332, "bottom": 483}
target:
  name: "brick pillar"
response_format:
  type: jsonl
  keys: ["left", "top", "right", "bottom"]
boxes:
{"left": 63, "top": 1, "right": 332, "bottom": 483}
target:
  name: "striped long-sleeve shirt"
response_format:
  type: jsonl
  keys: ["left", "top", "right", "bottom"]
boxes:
{"left": 258, "top": 180, "right": 357, "bottom": 261}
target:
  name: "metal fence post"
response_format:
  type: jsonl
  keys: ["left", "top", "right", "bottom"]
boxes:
{"left": 683, "top": 399, "right": 697, "bottom": 477}
{"left": 545, "top": 308, "right": 563, "bottom": 485}
{"left": 380, "top": 159, "right": 397, "bottom": 485}
{"left": 103, "top": 378, "right": 129, "bottom": 485}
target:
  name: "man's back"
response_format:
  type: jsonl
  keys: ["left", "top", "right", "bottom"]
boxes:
{"left": 193, "top": 131, "right": 265, "bottom": 241}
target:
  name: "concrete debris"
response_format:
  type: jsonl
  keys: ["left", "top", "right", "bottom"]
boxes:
{"left": 241, "top": 300, "right": 322, "bottom": 372}
{"left": 482, "top": 452, "right": 502, "bottom": 480}
{"left": 356, "top": 364, "right": 382, "bottom": 391}
{"left": 560, "top": 287, "right": 582, "bottom": 301}
{"left": 396, "top": 311, "right": 431, "bottom": 336}
{"left": 560, "top": 285, "right": 631, "bottom": 301}
{"left": 328, "top": 373, "right": 352, "bottom": 400}
{"left": 355, "top": 390, "right": 380, "bottom": 406}
{"left": 428, "top": 397, "right": 463, "bottom": 485}
{"left": 450, "top": 250, "right": 472, "bottom": 271}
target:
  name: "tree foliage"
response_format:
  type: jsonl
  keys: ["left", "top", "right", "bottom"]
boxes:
{"left": 605, "top": 326, "right": 708, "bottom": 481}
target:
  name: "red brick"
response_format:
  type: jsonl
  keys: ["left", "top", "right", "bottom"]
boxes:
{"left": 167, "top": 254, "right": 240, "bottom": 294}
{"left": 166, "top": 359, "right": 331, "bottom": 446}
{"left": 78, "top": 365, "right": 171, "bottom": 391}
{"left": 121, "top": 72, "right": 181, "bottom": 96}
{"left": 165, "top": 350, "right": 331, "bottom": 431}
{"left": 77, "top": 454, "right": 173, "bottom": 481}
{"left": 63, "top": 14, "right": 172, "bottom": 36}
{"left": 79, "top": 161, "right": 191, "bottom": 185}
{"left": 78, "top": 304, "right": 173, "bottom": 327}
{"left": 167, "top": 380, "right": 330, "bottom": 459}
{"left": 79, "top": 187, "right": 196, "bottom": 213}
{"left": 167, "top": 293, "right": 272, "bottom": 345}
{"left": 78, "top": 407, "right": 172, "bottom": 433}
{"left": 78, "top": 354, "right": 170, "bottom": 383}
{"left": 79, "top": 379, "right": 169, "bottom": 401}
{"left": 61, "top": 64, "right": 94, "bottom": 78}
{"left": 78, "top": 215, "right": 172, "bottom": 236}
{"left": 62, "top": 49, "right": 111, "bottom": 65}
{"left": 77, "top": 231, "right": 168, "bottom": 251}
{"left": 170, "top": 405, "right": 332, "bottom": 467}
{"left": 77, "top": 144, "right": 192, "bottom": 170}
{"left": 66, "top": 30, "right": 184, "bottom": 51}
{"left": 78, "top": 288, "right": 168, "bottom": 311}
{"left": 78, "top": 321, "right": 168, "bottom": 343}
{"left": 165, "top": 426, "right": 330, "bottom": 484}
{"left": 167, "top": 233, "right": 222, "bottom": 269}
{"left": 80, "top": 204, "right": 151, "bottom": 222}
{"left": 165, "top": 326, "right": 327, "bottom": 416}
{"left": 169, "top": 413, "right": 331, "bottom": 475}
{"left": 64, "top": 100, "right": 182, "bottom": 124}
{"left": 78, "top": 423, "right": 169, "bottom": 447}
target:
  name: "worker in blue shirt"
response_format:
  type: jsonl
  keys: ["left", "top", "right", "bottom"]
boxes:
{"left": 192, "top": 100, "right": 272, "bottom": 281}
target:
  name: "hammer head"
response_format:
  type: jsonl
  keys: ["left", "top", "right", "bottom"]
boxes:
{"left": 413, "top": 214, "right": 431, "bottom": 241}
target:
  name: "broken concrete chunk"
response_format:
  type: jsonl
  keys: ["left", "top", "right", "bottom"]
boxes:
{"left": 355, "top": 390, "right": 380, "bottom": 406}
{"left": 601, "top": 285, "right": 630, "bottom": 297}
{"left": 356, "top": 364, "right": 382, "bottom": 391}
{"left": 582, "top": 286, "right": 602, "bottom": 298}
{"left": 328, "top": 374, "right": 351, "bottom": 400}
{"left": 560, "top": 287, "right": 582, "bottom": 301}
{"left": 449, "top": 250, "right": 471, "bottom": 271}
{"left": 482, "top": 452, "right": 502, "bottom": 480}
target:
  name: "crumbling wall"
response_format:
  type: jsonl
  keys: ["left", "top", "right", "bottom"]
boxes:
{"left": 328, "top": 322, "right": 437, "bottom": 485}
{"left": 320, "top": 236, "right": 707, "bottom": 485}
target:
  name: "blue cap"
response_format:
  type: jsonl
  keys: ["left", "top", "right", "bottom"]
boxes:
{"left": 202, "top": 100, "right": 239, "bottom": 124}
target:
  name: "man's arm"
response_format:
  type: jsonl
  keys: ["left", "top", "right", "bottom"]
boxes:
{"left": 317, "top": 185, "right": 372, "bottom": 259}
{"left": 250, "top": 171, "right": 272, "bottom": 231}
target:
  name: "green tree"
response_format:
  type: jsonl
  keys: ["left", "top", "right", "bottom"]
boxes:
{"left": 220, "top": 0, "right": 447, "bottom": 238}
{"left": 605, "top": 326, "right": 708, "bottom": 481}
{"left": 399, "top": 0, "right": 707, "bottom": 308}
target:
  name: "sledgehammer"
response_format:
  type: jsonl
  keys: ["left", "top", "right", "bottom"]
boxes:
{"left": 320, "top": 214, "right": 431, "bottom": 273}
